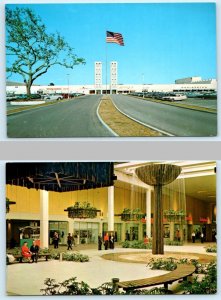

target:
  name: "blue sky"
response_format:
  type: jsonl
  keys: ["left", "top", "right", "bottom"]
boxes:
{"left": 6, "top": 3, "right": 217, "bottom": 85}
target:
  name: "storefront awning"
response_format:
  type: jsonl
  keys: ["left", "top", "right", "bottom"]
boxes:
{"left": 6, "top": 162, "right": 115, "bottom": 192}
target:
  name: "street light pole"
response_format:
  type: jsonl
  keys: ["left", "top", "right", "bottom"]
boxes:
{"left": 67, "top": 74, "right": 70, "bottom": 99}
{"left": 142, "top": 73, "right": 145, "bottom": 99}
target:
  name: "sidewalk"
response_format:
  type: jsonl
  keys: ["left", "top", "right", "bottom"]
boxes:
{"left": 6, "top": 244, "right": 216, "bottom": 295}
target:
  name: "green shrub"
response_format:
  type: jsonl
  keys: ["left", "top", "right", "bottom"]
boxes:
{"left": 148, "top": 257, "right": 177, "bottom": 271}
{"left": 62, "top": 252, "right": 89, "bottom": 262}
{"left": 121, "top": 240, "right": 152, "bottom": 249}
{"left": 181, "top": 262, "right": 217, "bottom": 294}
{"left": 164, "top": 240, "right": 184, "bottom": 246}
{"left": 191, "top": 260, "right": 216, "bottom": 274}
{"left": 39, "top": 247, "right": 50, "bottom": 254}
{"left": 41, "top": 277, "right": 93, "bottom": 295}
{"left": 121, "top": 240, "right": 130, "bottom": 248}
{"left": 205, "top": 245, "right": 217, "bottom": 253}
{"left": 7, "top": 247, "right": 21, "bottom": 255}
{"left": 41, "top": 277, "right": 171, "bottom": 295}
{"left": 126, "top": 287, "right": 172, "bottom": 295}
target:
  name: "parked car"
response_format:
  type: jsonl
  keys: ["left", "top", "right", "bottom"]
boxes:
{"left": 6, "top": 94, "right": 17, "bottom": 101}
{"left": 161, "top": 93, "right": 187, "bottom": 101}
{"left": 42, "top": 94, "right": 63, "bottom": 100}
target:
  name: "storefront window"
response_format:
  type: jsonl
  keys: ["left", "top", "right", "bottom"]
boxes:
{"left": 74, "top": 222, "right": 99, "bottom": 244}
{"left": 49, "top": 221, "right": 68, "bottom": 244}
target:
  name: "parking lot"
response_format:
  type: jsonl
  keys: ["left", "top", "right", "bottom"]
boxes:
{"left": 180, "top": 98, "right": 217, "bottom": 109}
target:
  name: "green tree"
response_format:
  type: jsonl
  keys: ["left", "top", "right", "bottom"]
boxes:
{"left": 6, "top": 7, "right": 85, "bottom": 96}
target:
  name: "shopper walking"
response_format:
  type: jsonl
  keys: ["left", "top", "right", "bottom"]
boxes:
{"left": 98, "top": 234, "right": 103, "bottom": 250}
{"left": 67, "top": 233, "right": 73, "bottom": 250}
{"left": 192, "top": 231, "right": 196, "bottom": 243}
{"left": 201, "top": 232, "right": 204, "bottom": 243}
{"left": 53, "top": 231, "right": 59, "bottom": 249}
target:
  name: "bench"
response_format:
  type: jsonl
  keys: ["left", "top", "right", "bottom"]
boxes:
{"left": 116, "top": 264, "right": 195, "bottom": 292}
{"left": 12, "top": 253, "right": 51, "bottom": 263}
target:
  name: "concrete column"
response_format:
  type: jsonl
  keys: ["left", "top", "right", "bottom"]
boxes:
{"left": 180, "top": 225, "right": 184, "bottom": 242}
{"left": 138, "top": 223, "right": 143, "bottom": 240}
{"left": 170, "top": 222, "right": 175, "bottom": 241}
{"left": 68, "top": 220, "right": 74, "bottom": 234}
{"left": 40, "top": 190, "right": 49, "bottom": 249}
{"left": 108, "top": 186, "right": 114, "bottom": 231}
{"left": 146, "top": 189, "right": 151, "bottom": 238}
{"left": 99, "top": 221, "right": 103, "bottom": 235}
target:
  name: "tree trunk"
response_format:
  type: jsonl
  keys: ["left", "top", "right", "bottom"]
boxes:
{"left": 152, "top": 185, "right": 164, "bottom": 254}
{"left": 26, "top": 82, "right": 31, "bottom": 97}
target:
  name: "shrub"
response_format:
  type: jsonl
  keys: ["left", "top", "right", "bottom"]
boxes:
{"left": 41, "top": 277, "right": 93, "bottom": 295}
{"left": 164, "top": 240, "right": 184, "bottom": 246}
{"left": 41, "top": 277, "right": 171, "bottom": 295}
{"left": 126, "top": 287, "right": 172, "bottom": 295}
{"left": 7, "top": 247, "right": 21, "bottom": 255}
{"left": 121, "top": 240, "right": 130, "bottom": 248}
{"left": 148, "top": 258, "right": 177, "bottom": 271}
{"left": 191, "top": 260, "right": 216, "bottom": 274}
{"left": 62, "top": 252, "right": 89, "bottom": 262}
{"left": 181, "top": 262, "right": 217, "bottom": 294}
{"left": 205, "top": 245, "right": 217, "bottom": 253}
{"left": 39, "top": 247, "right": 50, "bottom": 254}
{"left": 121, "top": 240, "right": 152, "bottom": 249}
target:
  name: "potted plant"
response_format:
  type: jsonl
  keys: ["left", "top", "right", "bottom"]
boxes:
{"left": 121, "top": 208, "right": 144, "bottom": 221}
{"left": 175, "top": 209, "right": 186, "bottom": 222}
{"left": 164, "top": 209, "right": 186, "bottom": 222}
{"left": 64, "top": 201, "right": 100, "bottom": 219}
{"left": 163, "top": 209, "right": 176, "bottom": 222}
{"left": 6, "top": 198, "right": 16, "bottom": 213}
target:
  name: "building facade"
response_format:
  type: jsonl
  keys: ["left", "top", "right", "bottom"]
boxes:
{"left": 94, "top": 61, "right": 102, "bottom": 94}
{"left": 6, "top": 79, "right": 217, "bottom": 96}
{"left": 110, "top": 61, "right": 118, "bottom": 94}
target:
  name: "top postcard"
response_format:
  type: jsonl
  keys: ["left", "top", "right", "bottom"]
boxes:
{"left": 6, "top": 2, "right": 217, "bottom": 138}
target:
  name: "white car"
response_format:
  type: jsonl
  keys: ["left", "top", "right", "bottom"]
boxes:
{"left": 43, "top": 94, "right": 63, "bottom": 100}
{"left": 162, "top": 94, "right": 187, "bottom": 101}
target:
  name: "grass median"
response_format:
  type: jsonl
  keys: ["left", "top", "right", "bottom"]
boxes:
{"left": 98, "top": 96, "right": 163, "bottom": 137}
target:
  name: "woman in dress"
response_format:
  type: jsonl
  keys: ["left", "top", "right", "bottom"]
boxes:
{"left": 21, "top": 241, "right": 32, "bottom": 262}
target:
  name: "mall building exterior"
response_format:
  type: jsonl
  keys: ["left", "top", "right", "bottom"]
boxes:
{"left": 6, "top": 61, "right": 217, "bottom": 95}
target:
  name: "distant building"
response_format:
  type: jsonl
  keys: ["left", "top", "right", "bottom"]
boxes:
{"left": 110, "top": 61, "right": 118, "bottom": 94}
{"left": 6, "top": 61, "right": 217, "bottom": 95}
{"left": 175, "top": 77, "right": 216, "bottom": 85}
{"left": 95, "top": 61, "right": 102, "bottom": 94}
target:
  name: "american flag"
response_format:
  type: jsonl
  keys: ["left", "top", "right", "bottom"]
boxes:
{"left": 106, "top": 31, "right": 124, "bottom": 46}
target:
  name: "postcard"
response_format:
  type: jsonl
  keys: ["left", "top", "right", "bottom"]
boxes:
{"left": 6, "top": 2, "right": 217, "bottom": 137}
{"left": 6, "top": 161, "right": 217, "bottom": 295}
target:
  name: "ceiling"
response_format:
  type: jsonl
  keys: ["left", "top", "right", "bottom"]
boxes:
{"left": 114, "top": 161, "right": 216, "bottom": 203}
{"left": 6, "top": 162, "right": 115, "bottom": 192}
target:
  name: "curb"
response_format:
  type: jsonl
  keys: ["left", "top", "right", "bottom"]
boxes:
{"left": 96, "top": 99, "right": 119, "bottom": 137}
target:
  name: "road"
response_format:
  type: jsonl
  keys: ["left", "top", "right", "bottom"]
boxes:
{"left": 7, "top": 94, "right": 217, "bottom": 137}
{"left": 7, "top": 95, "right": 113, "bottom": 138}
{"left": 111, "top": 95, "right": 217, "bottom": 136}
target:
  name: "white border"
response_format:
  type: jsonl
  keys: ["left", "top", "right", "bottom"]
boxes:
{"left": 0, "top": 159, "right": 220, "bottom": 300}
{"left": 0, "top": 0, "right": 220, "bottom": 141}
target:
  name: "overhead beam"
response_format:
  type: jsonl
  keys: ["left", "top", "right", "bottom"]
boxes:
{"left": 55, "top": 173, "right": 61, "bottom": 188}
{"left": 115, "top": 170, "right": 152, "bottom": 190}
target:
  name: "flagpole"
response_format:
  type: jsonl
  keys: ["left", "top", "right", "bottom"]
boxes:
{"left": 105, "top": 34, "right": 108, "bottom": 95}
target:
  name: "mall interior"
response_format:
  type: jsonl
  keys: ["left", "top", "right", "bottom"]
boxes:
{"left": 6, "top": 161, "right": 216, "bottom": 249}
